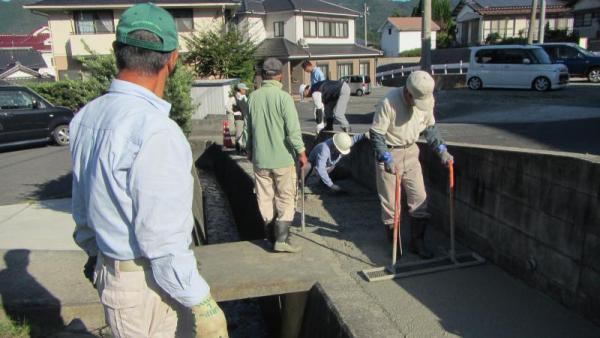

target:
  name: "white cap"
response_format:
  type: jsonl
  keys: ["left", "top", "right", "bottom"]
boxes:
{"left": 332, "top": 132, "right": 352, "bottom": 155}
{"left": 406, "top": 70, "right": 435, "bottom": 112}
{"left": 299, "top": 84, "right": 308, "bottom": 101}
{"left": 237, "top": 83, "right": 248, "bottom": 90}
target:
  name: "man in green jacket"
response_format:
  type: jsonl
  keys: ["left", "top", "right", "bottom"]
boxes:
{"left": 243, "top": 57, "right": 308, "bottom": 253}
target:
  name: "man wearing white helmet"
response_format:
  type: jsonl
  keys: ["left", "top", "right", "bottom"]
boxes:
{"left": 299, "top": 80, "right": 351, "bottom": 134}
{"left": 306, "top": 132, "right": 364, "bottom": 193}
{"left": 370, "top": 71, "right": 453, "bottom": 259}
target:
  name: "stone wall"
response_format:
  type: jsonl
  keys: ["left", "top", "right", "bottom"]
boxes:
{"left": 337, "top": 136, "right": 600, "bottom": 325}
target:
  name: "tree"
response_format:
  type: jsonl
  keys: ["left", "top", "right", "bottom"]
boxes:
{"left": 184, "top": 29, "right": 256, "bottom": 85}
{"left": 413, "top": 0, "right": 456, "bottom": 48}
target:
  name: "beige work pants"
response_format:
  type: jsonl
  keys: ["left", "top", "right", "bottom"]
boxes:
{"left": 375, "top": 144, "right": 429, "bottom": 226}
{"left": 96, "top": 256, "right": 186, "bottom": 338}
{"left": 254, "top": 166, "right": 297, "bottom": 223}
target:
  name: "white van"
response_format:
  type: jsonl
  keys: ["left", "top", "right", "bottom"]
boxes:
{"left": 467, "top": 45, "right": 569, "bottom": 91}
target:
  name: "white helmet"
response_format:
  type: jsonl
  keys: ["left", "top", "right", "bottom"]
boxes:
{"left": 332, "top": 132, "right": 352, "bottom": 155}
{"left": 299, "top": 84, "right": 308, "bottom": 101}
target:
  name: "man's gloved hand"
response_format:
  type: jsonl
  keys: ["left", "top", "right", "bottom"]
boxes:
{"left": 298, "top": 152, "right": 308, "bottom": 169}
{"left": 83, "top": 256, "right": 97, "bottom": 288}
{"left": 192, "top": 294, "right": 229, "bottom": 338}
{"left": 379, "top": 152, "right": 396, "bottom": 174}
{"left": 437, "top": 145, "right": 454, "bottom": 166}
{"left": 329, "top": 184, "right": 347, "bottom": 194}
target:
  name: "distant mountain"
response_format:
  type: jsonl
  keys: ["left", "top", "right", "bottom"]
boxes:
{"left": 0, "top": 0, "right": 47, "bottom": 34}
{"left": 334, "top": 0, "right": 420, "bottom": 45}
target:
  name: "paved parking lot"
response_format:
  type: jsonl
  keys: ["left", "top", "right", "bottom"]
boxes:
{"left": 296, "top": 81, "right": 600, "bottom": 155}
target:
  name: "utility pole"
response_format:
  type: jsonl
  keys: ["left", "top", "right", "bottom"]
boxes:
{"left": 364, "top": 1, "right": 369, "bottom": 46}
{"left": 527, "top": 0, "right": 539, "bottom": 44}
{"left": 538, "top": 0, "right": 546, "bottom": 43}
{"left": 421, "top": 0, "right": 432, "bottom": 72}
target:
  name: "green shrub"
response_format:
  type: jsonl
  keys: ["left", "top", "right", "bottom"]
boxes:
{"left": 27, "top": 79, "right": 101, "bottom": 112}
{"left": 0, "top": 320, "right": 30, "bottom": 338}
{"left": 165, "top": 61, "right": 195, "bottom": 136}
{"left": 399, "top": 48, "right": 421, "bottom": 57}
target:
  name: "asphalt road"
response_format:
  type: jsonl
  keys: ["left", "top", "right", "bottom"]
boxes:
{"left": 296, "top": 81, "right": 600, "bottom": 155}
{"left": 0, "top": 145, "right": 71, "bottom": 205}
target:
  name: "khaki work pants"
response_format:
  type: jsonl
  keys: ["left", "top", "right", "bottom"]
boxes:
{"left": 375, "top": 144, "right": 429, "bottom": 226}
{"left": 254, "top": 166, "right": 297, "bottom": 223}
{"left": 95, "top": 255, "right": 192, "bottom": 338}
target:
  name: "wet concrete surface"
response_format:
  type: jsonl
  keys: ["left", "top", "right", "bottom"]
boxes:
{"left": 295, "top": 172, "right": 600, "bottom": 337}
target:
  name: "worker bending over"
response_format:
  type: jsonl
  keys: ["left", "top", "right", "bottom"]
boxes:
{"left": 306, "top": 132, "right": 364, "bottom": 193}
{"left": 69, "top": 4, "right": 227, "bottom": 337}
{"left": 243, "top": 58, "right": 307, "bottom": 253}
{"left": 301, "top": 60, "right": 326, "bottom": 85}
{"left": 370, "top": 71, "right": 453, "bottom": 259}
{"left": 299, "top": 80, "right": 351, "bottom": 133}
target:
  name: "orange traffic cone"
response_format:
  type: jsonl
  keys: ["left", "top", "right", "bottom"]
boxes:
{"left": 223, "top": 120, "right": 234, "bottom": 148}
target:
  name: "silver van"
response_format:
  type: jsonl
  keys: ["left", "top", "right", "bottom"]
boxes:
{"left": 340, "top": 75, "right": 371, "bottom": 96}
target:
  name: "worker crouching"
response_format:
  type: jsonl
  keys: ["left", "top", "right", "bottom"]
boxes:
{"left": 299, "top": 80, "right": 351, "bottom": 134}
{"left": 370, "top": 71, "right": 454, "bottom": 259}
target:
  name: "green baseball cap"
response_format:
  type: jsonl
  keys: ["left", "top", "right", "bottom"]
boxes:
{"left": 116, "top": 3, "right": 178, "bottom": 52}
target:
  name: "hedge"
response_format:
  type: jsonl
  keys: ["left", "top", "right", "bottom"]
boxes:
{"left": 399, "top": 48, "right": 422, "bottom": 57}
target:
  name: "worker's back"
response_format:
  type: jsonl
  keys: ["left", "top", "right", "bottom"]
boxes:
{"left": 247, "top": 80, "right": 304, "bottom": 169}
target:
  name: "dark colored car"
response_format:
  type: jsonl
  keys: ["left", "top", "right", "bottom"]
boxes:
{"left": 0, "top": 85, "right": 73, "bottom": 148}
{"left": 539, "top": 43, "right": 600, "bottom": 83}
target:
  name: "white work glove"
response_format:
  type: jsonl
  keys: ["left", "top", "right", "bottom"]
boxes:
{"left": 192, "top": 294, "right": 229, "bottom": 338}
{"left": 437, "top": 145, "right": 454, "bottom": 166}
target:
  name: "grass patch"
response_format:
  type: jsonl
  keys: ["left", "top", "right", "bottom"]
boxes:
{"left": 0, "top": 320, "right": 30, "bottom": 338}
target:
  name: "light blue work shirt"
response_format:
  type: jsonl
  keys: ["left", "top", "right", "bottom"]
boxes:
{"left": 308, "top": 134, "right": 364, "bottom": 187}
{"left": 70, "top": 79, "right": 209, "bottom": 308}
{"left": 311, "top": 67, "right": 326, "bottom": 85}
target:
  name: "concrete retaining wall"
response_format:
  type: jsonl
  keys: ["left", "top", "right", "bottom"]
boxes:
{"left": 337, "top": 136, "right": 600, "bottom": 325}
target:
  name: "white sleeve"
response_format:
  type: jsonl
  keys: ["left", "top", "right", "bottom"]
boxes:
{"left": 311, "top": 92, "right": 324, "bottom": 110}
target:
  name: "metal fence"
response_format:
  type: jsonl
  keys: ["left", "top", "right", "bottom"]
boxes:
{"left": 376, "top": 61, "right": 469, "bottom": 80}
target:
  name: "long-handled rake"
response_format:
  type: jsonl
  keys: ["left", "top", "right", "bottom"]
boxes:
{"left": 361, "top": 161, "right": 485, "bottom": 282}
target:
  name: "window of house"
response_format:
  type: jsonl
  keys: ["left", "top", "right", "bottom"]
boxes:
{"left": 74, "top": 11, "right": 114, "bottom": 34}
{"left": 168, "top": 9, "right": 194, "bottom": 32}
{"left": 304, "top": 20, "right": 317, "bottom": 37}
{"left": 337, "top": 63, "right": 352, "bottom": 78}
{"left": 317, "top": 63, "right": 329, "bottom": 79}
{"left": 359, "top": 62, "right": 369, "bottom": 76}
{"left": 317, "top": 21, "right": 348, "bottom": 38}
{"left": 388, "top": 28, "right": 392, "bottom": 35}
{"left": 274, "top": 21, "right": 284, "bottom": 37}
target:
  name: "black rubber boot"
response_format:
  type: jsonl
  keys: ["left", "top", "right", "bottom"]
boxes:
{"left": 385, "top": 225, "right": 394, "bottom": 243}
{"left": 408, "top": 217, "right": 433, "bottom": 259}
{"left": 324, "top": 118, "right": 334, "bottom": 131}
{"left": 273, "top": 221, "right": 301, "bottom": 253}
{"left": 264, "top": 220, "right": 275, "bottom": 244}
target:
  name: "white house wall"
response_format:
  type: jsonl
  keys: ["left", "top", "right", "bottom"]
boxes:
{"left": 240, "top": 16, "right": 266, "bottom": 44}
{"left": 265, "top": 12, "right": 295, "bottom": 39}
{"left": 380, "top": 23, "right": 399, "bottom": 56}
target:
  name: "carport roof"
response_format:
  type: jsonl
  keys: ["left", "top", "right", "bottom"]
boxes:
{"left": 254, "top": 38, "right": 382, "bottom": 60}
{"left": 453, "top": 0, "right": 571, "bottom": 16}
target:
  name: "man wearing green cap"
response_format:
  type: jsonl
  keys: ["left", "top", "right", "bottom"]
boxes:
{"left": 69, "top": 4, "right": 228, "bottom": 337}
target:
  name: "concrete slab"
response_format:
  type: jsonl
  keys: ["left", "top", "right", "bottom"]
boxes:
{"left": 0, "top": 199, "right": 78, "bottom": 251}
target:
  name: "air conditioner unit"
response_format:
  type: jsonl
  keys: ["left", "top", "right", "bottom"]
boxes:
{"left": 298, "top": 38, "right": 309, "bottom": 48}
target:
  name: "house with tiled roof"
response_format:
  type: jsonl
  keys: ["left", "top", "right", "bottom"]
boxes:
{"left": 0, "top": 26, "right": 54, "bottom": 76}
{"left": 235, "top": 0, "right": 381, "bottom": 93}
{"left": 453, "top": 0, "right": 573, "bottom": 46}
{"left": 24, "top": 0, "right": 240, "bottom": 79}
{"left": 571, "top": 0, "right": 600, "bottom": 49}
{"left": 378, "top": 17, "right": 441, "bottom": 56}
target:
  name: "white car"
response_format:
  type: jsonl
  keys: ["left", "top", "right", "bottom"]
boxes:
{"left": 467, "top": 45, "right": 569, "bottom": 91}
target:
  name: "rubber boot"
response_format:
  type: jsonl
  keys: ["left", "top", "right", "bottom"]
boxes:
{"left": 273, "top": 221, "right": 302, "bottom": 253}
{"left": 385, "top": 225, "right": 394, "bottom": 243}
{"left": 409, "top": 217, "right": 433, "bottom": 259}
{"left": 324, "top": 118, "right": 334, "bottom": 131}
{"left": 264, "top": 220, "right": 275, "bottom": 244}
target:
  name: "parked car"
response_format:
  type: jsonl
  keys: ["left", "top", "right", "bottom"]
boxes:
{"left": 340, "top": 75, "right": 371, "bottom": 96}
{"left": 467, "top": 45, "right": 569, "bottom": 92}
{"left": 0, "top": 85, "right": 73, "bottom": 148}
{"left": 539, "top": 43, "right": 600, "bottom": 83}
